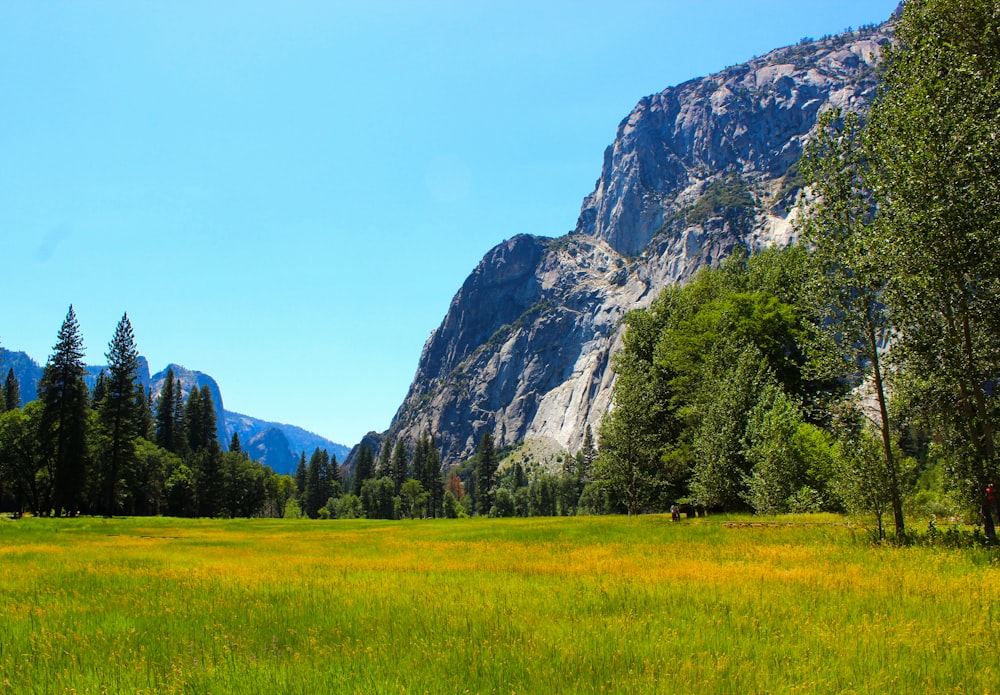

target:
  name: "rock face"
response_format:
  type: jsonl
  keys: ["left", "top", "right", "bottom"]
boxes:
{"left": 386, "top": 23, "right": 892, "bottom": 467}
{"left": 227, "top": 413, "right": 350, "bottom": 475}
{"left": 244, "top": 427, "right": 297, "bottom": 475}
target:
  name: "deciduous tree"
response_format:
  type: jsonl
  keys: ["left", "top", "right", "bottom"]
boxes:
{"left": 867, "top": 0, "right": 1000, "bottom": 538}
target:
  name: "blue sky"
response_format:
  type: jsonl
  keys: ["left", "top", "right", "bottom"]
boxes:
{"left": 0, "top": 1, "right": 900, "bottom": 447}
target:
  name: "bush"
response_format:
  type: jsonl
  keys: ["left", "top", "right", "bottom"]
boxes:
{"left": 334, "top": 494, "right": 362, "bottom": 519}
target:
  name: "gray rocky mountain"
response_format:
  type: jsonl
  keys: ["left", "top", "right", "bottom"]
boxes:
{"left": 150, "top": 364, "right": 348, "bottom": 471}
{"left": 227, "top": 413, "right": 350, "bottom": 475}
{"left": 385, "top": 22, "right": 892, "bottom": 467}
{"left": 150, "top": 364, "right": 229, "bottom": 446}
{"left": 243, "top": 427, "right": 297, "bottom": 475}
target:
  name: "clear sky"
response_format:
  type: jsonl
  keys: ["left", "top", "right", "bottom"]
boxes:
{"left": 1, "top": 1, "right": 900, "bottom": 447}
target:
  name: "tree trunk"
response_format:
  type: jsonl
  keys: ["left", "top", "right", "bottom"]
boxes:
{"left": 867, "top": 314, "right": 905, "bottom": 539}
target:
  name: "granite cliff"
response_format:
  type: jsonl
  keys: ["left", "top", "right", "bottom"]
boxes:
{"left": 385, "top": 22, "right": 892, "bottom": 467}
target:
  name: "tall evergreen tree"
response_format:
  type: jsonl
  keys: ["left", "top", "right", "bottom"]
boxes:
{"left": 194, "top": 440, "right": 225, "bottom": 518}
{"left": 474, "top": 430, "right": 497, "bottom": 516}
{"left": 155, "top": 369, "right": 178, "bottom": 453}
{"left": 230, "top": 432, "right": 242, "bottom": 454}
{"left": 91, "top": 370, "right": 108, "bottom": 406}
{"left": 95, "top": 313, "right": 141, "bottom": 516}
{"left": 304, "top": 448, "right": 333, "bottom": 518}
{"left": 184, "top": 387, "right": 204, "bottom": 453}
{"left": 135, "top": 385, "right": 154, "bottom": 441}
{"left": 352, "top": 444, "right": 375, "bottom": 496}
{"left": 391, "top": 438, "right": 408, "bottom": 494}
{"left": 38, "top": 306, "right": 90, "bottom": 516}
{"left": 294, "top": 452, "right": 307, "bottom": 501}
{"left": 3, "top": 368, "right": 18, "bottom": 412}
{"left": 171, "top": 377, "right": 186, "bottom": 454}
{"left": 185, "top": 385, "right": 218, "bottom": 453}
{"left": 417, "top": 433, "right": 443, "bottom": 518}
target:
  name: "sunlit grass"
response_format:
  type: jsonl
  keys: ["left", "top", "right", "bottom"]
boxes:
{"left": 1, "top": 514, "right": 997, "bottom": 693}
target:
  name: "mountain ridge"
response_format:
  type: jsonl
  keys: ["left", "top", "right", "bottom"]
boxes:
{"left": 0, "top": 349, "right": 347, "bottom": 475}
{"left": 382, "top": 20, "right": 893, "bottom": 468}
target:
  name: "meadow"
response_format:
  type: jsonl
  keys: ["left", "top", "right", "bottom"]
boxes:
{"left": 0, "top": 514, "right": 998, "bottom": 694}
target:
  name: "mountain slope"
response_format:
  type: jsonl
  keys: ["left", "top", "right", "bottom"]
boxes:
{"left": 386, "top": 23, "right": 892, "bottom": 467}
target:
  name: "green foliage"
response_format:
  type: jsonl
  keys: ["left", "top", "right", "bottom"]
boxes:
{"left": 596, "top": 246, "right": 848, "bottom": 515}
{"left": 94, "top": 313, "right": 141, "bottom": 516}
{"left": 474, "top": 431, "right": 498, "bottom": 515}
{"left": 360, "top": 476, "right": 396, "bottom": 520}
{"left": 0, "top": 403, "right": 45, "bottom": 514}
{"left": 399, "top": 478, "right": 429, "bottom": 519}
{"left": 742, "top": 384, "right": 836, "bottom": 514}
{"left": 333, "top": 493, "right": 362, "bottom": 519}
{"left": 38, "top": 305, "right": 90, "bottom": 517}
{"left": 4, "top": 369, "right": 20, "bottom": 411}
{"left": 798, "top": 107, "right": 905, "bottom": 537}
{"left": 352, "top": 444, "right": 375, "bottom": 496}
{"left": 674, "top": 175, "right": 757, "bottom": 231}
{"left": 303, "top": 448, "right": 336, "bottom": 519}
{"left": 442, "top": 490, "right": 463, "bottom": 518}
{"left": 865, "top": 0, "right": 1000, "bottom": 538}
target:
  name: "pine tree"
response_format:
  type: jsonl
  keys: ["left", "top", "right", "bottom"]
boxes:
{"left": 91, "top": 370, "right": 108, "bottom": 406}
{"left": 194, "top": 440, "right": 225, "bottom": 518}
{"left": 294, "top": 452, "right": 307, "bottom": 501}
{"left": 199, "top": 385, "right": 218, "bottom": 447}
{"left": 155, "top": 369, "right": 178, "bottom": 453}
{"left": 391, "top": 439, "right": 408, "bottom": 493}
{"left": 185, "top": 385, "right": 218, "bottom": 453}
{"left": 352, "top": 444, "right": 375, "bottom": 496}
{"left": 474, "top": 430, "right": 497, "bottom": 516}
{"left": 171, "top": 377, "right": 186, "bottom": 455}
{"left": 38, "top": 306, "right": 90, "bottom": 516}
{"left": 184, "top": 387, "right": 204, "bottom": 453}
{"left": 135, "top": 385, "right": 154, "bottom": 441}
{"left": 95, "top": 313, "right": 141, "bottom": 516}
{"left": 3, "top": 368, "right": 18, "bottom": 411}
{"left": 329, "top": 454, "right": 342, "bottom": 484}
{"left": 304, "top": 448, "right": 332, "bottom": 518}
{"left": 377, "top": 439, "right": 392, "bottom": 478}
{"left": 418, "top": 433, "right": 443, "bottom": 518}
{"left": 230, "top": 432, "right": 242, "bottom": 454}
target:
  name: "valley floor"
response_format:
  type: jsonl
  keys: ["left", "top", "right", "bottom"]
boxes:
{"left": 0, "top": 514, "right": 995, "bottom": 693}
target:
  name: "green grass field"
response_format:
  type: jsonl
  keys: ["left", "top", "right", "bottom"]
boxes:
{"left": 1, "top": 514, "right": 998, "bottom": 694}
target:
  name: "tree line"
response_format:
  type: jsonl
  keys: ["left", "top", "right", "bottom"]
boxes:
{"left": 0, "top": 307, "right": 467, "bottom": 520}
{"left": 0, "top": 308, "right": 289, "bottom": 517}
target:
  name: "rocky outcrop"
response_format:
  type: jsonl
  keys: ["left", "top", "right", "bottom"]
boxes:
{"left": 576, "top": 31, "right": 887, "bottom": 257}
{"left": 386, "top": 23, "right": 893, "bottom": 467}
{"left": 244, "top": 427, "right": 296, "bottom": 475}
